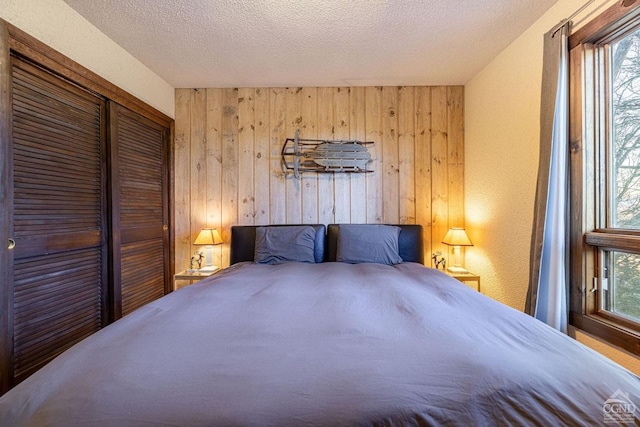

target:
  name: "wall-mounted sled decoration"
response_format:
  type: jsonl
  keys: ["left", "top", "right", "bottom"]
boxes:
{"left": 282, "top": 130, "right": 374, "bottom": 179}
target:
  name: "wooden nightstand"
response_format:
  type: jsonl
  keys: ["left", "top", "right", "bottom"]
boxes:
{"left": 446, "top": 271, "right": 481, "bottom": 292}
{"left": 174, "top": 269, "right": 219, "bottom": 289}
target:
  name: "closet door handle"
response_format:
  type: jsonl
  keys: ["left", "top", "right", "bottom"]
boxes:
{"left": 8, "top": 238, "right": 15, "bottom": 250}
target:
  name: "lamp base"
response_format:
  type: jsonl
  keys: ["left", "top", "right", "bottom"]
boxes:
{"left": 447, "top": 266, "right": 469, "bottom": 274}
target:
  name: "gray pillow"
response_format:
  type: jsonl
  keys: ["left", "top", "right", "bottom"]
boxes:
{"left": 254, "top": 226, "right": 317, "bottom": 265}
{"left": 336, "top": 224, "right": 403, "bottom": 265}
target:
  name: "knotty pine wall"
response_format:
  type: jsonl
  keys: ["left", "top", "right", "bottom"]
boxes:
{"left": 174, "top": 86, "right": 464, "bottom": 271}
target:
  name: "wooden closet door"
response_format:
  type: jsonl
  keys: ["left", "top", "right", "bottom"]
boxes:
{"left": 10, "top": 56, "right": 107, "bottom": 384}
{"left": 0, "top": 23, "right": 12, "bottom": 395}
{"left": 108, "top": 102, "right": 170, "bottom": 318}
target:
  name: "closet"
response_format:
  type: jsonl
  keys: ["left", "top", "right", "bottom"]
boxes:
{"left": 108, "top": 103, "right": 171, "bottom": 318}
{"left": 0, "top": 21, "right": 173, "bottom": 393}
{"left": 11, "top": 55, "right": 106, "bottom": 384}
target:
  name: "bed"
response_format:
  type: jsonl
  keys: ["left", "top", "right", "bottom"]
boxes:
{"left": 1, "top": 224, "right": 639, "bottom": 426}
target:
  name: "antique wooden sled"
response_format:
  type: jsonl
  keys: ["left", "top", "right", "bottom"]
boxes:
{"left": 281, "top": 130, "right": 374, "bottom": 179}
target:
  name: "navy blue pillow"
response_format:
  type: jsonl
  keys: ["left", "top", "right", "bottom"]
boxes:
{"left": 254, "top": 226, "right": 317, "bottom": 265}
{"left": 336, "top": 224, "right": 403, "bottom": 265}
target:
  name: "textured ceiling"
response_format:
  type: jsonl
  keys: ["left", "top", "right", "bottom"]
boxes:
{"left": 62, "top": 0, "right": 560, "bottom": 88}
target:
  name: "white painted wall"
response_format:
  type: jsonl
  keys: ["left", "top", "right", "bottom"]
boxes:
{"left": 0, "top": 0, "right": 175, "bottom": 118}
{"left": 465, "top": 0, "right": 640, "bottom": 373}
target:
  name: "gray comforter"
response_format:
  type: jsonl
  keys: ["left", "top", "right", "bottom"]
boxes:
{"left": 1, "top": 262, "right": 639, "bottom": 426}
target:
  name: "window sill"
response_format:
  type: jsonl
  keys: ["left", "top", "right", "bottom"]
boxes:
{"left": 570, "top": 311, "right": 640, "bottom": 356}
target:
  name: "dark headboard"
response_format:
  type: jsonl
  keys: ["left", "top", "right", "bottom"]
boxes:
{"left": 326, "top": 224, "right": 424, "bottom": 264}
{"left": 230, "top": 224, "right": 424, "bottom": 265}
{"left": 230, "top": 224, "right": 326, "bottom": 265}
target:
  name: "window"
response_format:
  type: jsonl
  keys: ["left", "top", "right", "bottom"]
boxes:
{"left": 610, "top": 31, "right": 640, "bottom": 232}
{"left": 570, "top": 3, "right": 640, "bottom": 355}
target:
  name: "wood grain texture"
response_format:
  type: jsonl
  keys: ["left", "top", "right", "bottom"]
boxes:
{"left": 569, "top": 44, "right": 587, "bottom": 318}
{"left": 0, "top": 20, "right": 12, "bottom": 395}
{"left": 285, "top": 88, "right": 303, "bottom": 224}
{"left": 205, "top": 88, "right": 224, "bottom": 268}
{"left": 238, "top": 88, "right": 255, "bottom": 225}
{"left": 301, "top": 87, "right": 319, "bottom": 224}
{"left": 11, "top": 57, "right": 105, "bottom": 384}
{"left": 5, "top": 22, "right": 171, "bottom": 128}
{"left": 414, "top": 87, "right": 432, "bottom": 262}
{"left": 398, "top": 86, "right": 415, "bottom": 225}
{"left": 447, "top": 86, "right": 465, "bottom": 226}
{"left": 430, "top": 87, "right": 450, "bottom": 261}
{"left": 173, "top": 89, "right": 191, "bottom": 279}
{"left": 365, "top": 87, "right": 383, "bottom": 224}
{"left": 110, "top": 103, "right": 169, "bottom": 318}
{"left": 382, "top": 86, "right": 400, "bottom": 224}
{"left": 334, "top": 87, "right": 351, "bottom": 224}
{"left": 269, "top": 88, "right": 286, "bottom": 225}
{"left": 13, "top": 249, "right": 102, "bottom": 381}
{"left": 317, "top": 87, "right": 336, "bottom": 225}
{"left": 2, "top": 25, "right": 174, "bottom": 392}
{"left": 220, "top": 88, "right": 239, "bottom": 267}
{"left": 189, "top": 88, "right": 207, "bottom": 248}
{"left": 569, "top": 1, "right": 640, "bottom": 50}
{"left": 173, "top": 86, "right": 465, "bottom": 269}
{"left": 254, "top": 88, "right": 271, "bottom": 225}
{"left": 349, "top": 87, "right": 367, "bottom": 224}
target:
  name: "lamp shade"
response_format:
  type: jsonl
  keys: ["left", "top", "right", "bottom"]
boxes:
{"left": 194, "top": 228, "right": 223, "bottom": 245}
{"left": 442, "top": 228, "right": 473, "bottom": 247}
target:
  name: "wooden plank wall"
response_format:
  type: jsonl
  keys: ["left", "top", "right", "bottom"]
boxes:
{"left": 174, "top": 86, "right": 464, "bottom": 272}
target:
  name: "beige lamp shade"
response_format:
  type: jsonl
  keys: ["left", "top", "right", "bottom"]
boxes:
{"left": 194, "top": 228, "right": 223, "bottom": 245}
{"left": 442, "top": 228, "right": 472, "bottom": 273}
{"left": 442, "top": 228, "right": 473, "bottom": 247}
{"left": 194, "top": 228, "right": 222, "bottom": 273}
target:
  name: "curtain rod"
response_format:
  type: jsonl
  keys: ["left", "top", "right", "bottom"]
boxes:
{"left": 551, "top": 0, "right": 640, "bottom": 36}
{"left": 566, "top": 0, "right": 598, "bottom": 23}
{"left": 553, "top": 0, "right": 640, "bottom": 34}
{"left": 551, "top": 0, "right": 596, "bottom": 35}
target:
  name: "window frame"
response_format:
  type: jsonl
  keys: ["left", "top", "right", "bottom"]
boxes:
{"left": 570, "top": 2, "right": 640, "bottom": 355}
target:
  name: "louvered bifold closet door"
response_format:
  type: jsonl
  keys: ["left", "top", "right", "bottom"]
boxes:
{"left": 109, "top": 102, "right": 169, "bottom": 318}
{"left": 11, "top": 57, "right": 106, "bottom": 383}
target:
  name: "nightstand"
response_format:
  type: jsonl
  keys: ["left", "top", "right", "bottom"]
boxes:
{"left": 174, "top": 269, "right": 219, "bottom": 289}
{"left": 446, "top": 271, "right": 481, "bottom": 292}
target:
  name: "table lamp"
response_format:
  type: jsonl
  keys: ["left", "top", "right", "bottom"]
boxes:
{"left": 442, "top": 228, "right": 473, "bottom": 273}
{"left": 194, "top": 228, "right": 223, "bottom": 272}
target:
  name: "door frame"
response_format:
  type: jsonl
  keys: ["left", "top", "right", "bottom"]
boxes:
{"left": 0, "top": 20, "right": 14, "bottom": 396}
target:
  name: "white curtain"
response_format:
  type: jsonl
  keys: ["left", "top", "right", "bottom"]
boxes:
{"left": 526, "top": 22, "right": 571, "bottom": 333}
